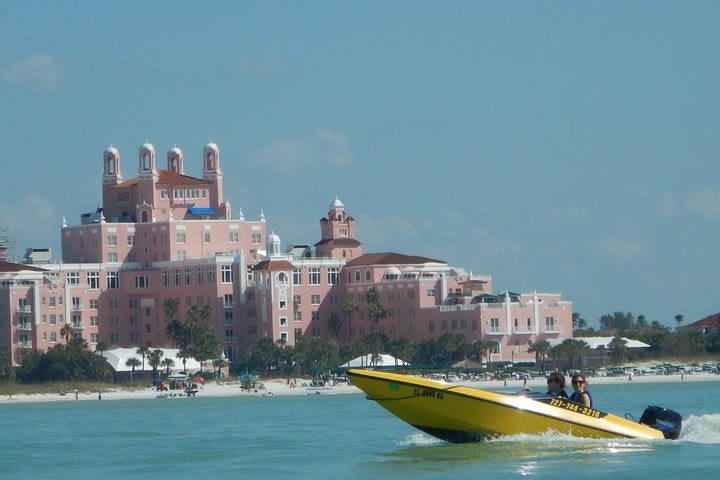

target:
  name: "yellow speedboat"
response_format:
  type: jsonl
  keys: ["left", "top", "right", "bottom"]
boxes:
{"left": 347, "top": 369, "right": 682, "bottom": 443}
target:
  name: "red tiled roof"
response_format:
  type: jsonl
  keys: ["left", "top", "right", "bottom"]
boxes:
{"left": 0, "top": 261, "right": 46, "bottom": 273}
{"left": 314, "top": 238, "right": 362, "bottom": 247}
{"left": 345, "top": 252, "right": 445, "bottom": 267}
{"left": 684, "top": 313, "right": 720, "bottom": 329}
{"left": 111, "top": 170, "right": 211, "bottom": 188}
{"left": 252, "top": 259, "right": 295, "bottom": 271}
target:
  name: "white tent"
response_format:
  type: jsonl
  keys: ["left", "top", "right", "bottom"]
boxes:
{"left": 97, "top": 347, "right": 203, "bottom": 374}
{"left": 342, "top": 353, "right": 409, "bottom": 369}
{"left": 548, "top": 337, "right": 650, "bottom": 349}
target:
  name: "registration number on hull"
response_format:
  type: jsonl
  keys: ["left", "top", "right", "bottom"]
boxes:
{"left": 547, "top": 398, "right": 602, "bottom": 418}
{"left": 412, "top": 388, "right": 444, "bottom": 400}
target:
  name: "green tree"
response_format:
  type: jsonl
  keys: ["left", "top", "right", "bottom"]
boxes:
{"left": 328, "top": 311, "right": 342, "bottom": 347}
{"left": 675, "top": 314, "right": 684, "bottom": 327}
{"left": 136, "top": 346, "right": 150, "bottom": 373}
{"left": 95, "top": 340, "right": 108, "bottom": 359}
{"left": 148, "top": 349, "right": 163, "bottom": 380}
{"left": 364, "top": 287, "right": 387, "bottom": 363}
{"left": 572, "top": 312, "right": 587, "bottom": 330}
{"left": 60, "top": 323, "right": 73, "bottom": 344}
{"left": 528, "top": 340, "right": 551, "bottom": 370}
{"left": 609, "top": 337, "right": 628, "bottom": 364}
{"left": 342, "top": 296, "right": 359, "bottom": 343}
{"left": 125, "top": 357, "right": 141, "bottom": 381}
{"left": 161, "top": 357, "right": 175, "bottom": 376}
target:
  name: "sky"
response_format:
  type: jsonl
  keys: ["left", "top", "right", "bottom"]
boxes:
{"left": 1, "top": 2, "right": 719, "bottom": 328}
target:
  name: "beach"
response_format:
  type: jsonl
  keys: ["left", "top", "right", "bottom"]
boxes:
{"left": 1, "top": 370, "right": 718, "bottom": 404}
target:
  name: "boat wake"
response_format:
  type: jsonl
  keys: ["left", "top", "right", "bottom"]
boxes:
{"left": 677, "top": 414, "right": 720, "bottom": 444}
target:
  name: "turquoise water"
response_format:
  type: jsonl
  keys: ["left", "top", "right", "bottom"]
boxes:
{"left": 2, "top": 381, "right": 719, "bottom": 479}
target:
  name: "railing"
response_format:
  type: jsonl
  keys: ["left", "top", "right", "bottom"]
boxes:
{"left": 18, "top": 341, "right": 33, "bottom": 349}
{"left": 72, "top": 322, "right": 84, "bottom": 329}
{"left": 16, "top": 305, "right": 31, "bottom": 313}
{"left": 71, "top": 304, "right": 85, "bottom": 311}
{"left": 18, "top": 323, "right": 33, "bottom": 331}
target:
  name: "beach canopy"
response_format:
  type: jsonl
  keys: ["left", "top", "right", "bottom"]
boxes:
{"left": 547, "top": 337, "right": 651, "bottom": 349}
{"left": 341, "top": 353, "right": 409, "bottom": 369}
{"left": 97, "top": 347, "right": 203, "bottom": 374}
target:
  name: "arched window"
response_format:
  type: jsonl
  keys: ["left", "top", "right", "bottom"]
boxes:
{"left": 278, "top": 272, "right": 288, "bottom": 284}
{"left": 365, "top": 270, "right": 371, "bottom": 281}
{"left": 355, "top": 271, "right": 361, "bottom": 282}
{"left": 141, "top": 211, "right": 149, "bottom": 223}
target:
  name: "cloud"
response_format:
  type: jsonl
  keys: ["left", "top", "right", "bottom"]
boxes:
{"left": 2, "top": 54, "right": 72, "bottom": 91}
{"left": 247, "top": 129, "right": 356, "bottom": 174}
{"left": 685, "top": 189, "right": 720, "bottom": 220}
{"left": 592, "top": 235, "right": 647, "bottom": 260}
{"left": 659, "top": 192, "right": 680, "bottom": 217}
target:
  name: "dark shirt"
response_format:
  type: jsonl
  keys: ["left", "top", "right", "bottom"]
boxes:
{"left": 546, "top": 389, "right": 568, "bottom": 398}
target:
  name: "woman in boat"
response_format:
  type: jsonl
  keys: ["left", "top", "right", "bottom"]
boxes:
{"left": 545, "top": 372, "right": 568, "bottom": 398}
{"left": 569, "top": 374, "right": 592, "bottom": 407}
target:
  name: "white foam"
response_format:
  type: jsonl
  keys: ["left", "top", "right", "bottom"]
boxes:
{"left": 678, "top": 414, "right": 720, "bottom": 444}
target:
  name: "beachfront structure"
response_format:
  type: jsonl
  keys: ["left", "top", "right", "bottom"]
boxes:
{"left": 0, "top": 141, "right": 573, "bottom": 368}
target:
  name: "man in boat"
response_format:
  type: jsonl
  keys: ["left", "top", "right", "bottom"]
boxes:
{"left": 545, "top": 372, "right": 568, "bottom": 398}
{"left": 569, "top": 374, "right": 592, "bottom": 407}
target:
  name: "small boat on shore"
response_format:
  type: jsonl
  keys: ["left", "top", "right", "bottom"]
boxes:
{"left": 347, "top": 369, "right": 682, "bottom": 443}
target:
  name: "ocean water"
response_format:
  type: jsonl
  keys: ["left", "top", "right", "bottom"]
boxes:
{"left": 1, "top": 380, "right": 719, "bottom": 479}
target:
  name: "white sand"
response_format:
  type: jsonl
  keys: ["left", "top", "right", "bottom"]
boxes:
{"left": 1, "top": 371, "right": 716, "bottom": 404}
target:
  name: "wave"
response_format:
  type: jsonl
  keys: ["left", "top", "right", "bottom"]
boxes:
{"left": 678, "top": 414, "right": 720, "bottom": 444}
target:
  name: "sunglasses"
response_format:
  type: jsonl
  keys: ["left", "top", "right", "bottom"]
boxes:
{"left": 571, "top": 380, "right": 585, "bottom": 385}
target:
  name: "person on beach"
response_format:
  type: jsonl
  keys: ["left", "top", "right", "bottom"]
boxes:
{"left": 545, "top": 372, "right": 568, "bottom": 398}
{"left": 569, "top": 374, "right": 592, "bottom": 408}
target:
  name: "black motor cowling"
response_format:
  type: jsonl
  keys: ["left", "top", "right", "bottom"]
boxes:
{"left": 639, "top": 405, "right": 683, "bottom": 440}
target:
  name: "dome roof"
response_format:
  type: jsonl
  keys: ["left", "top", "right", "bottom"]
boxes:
{"left": 104, "top": 146, "right": 119, "bottom": 158}
{"left": 267, "top": 231, "right": 281, "bottom": 243}
{"left": 203, "top": 141, "right": 219, "bottom": 153}
{"left": 330, "top": 196, "right": 344, "bottom": 209}
{"left": 168, "top": 146, "right": 183, "bottom": 156}
{"left": 140, "top": 142, "right": 155, "bottom": 154}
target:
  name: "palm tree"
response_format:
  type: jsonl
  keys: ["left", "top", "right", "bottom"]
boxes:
{"left": 60, "top": 323, "right": 73, "bottom": 344}
{"left": 328, "top": 312, "right": 342, "bottom": 347}
{"left": 125, "top": 357, "right": 141, "bottom": 382}
{"left": 364, "top": 287, "right": 387, "bottom": 363}
{"left": 212, "top": 357, "right": 228, "bottom": 378}
{"left": 342, "top": 296, "right": 359, "bottom": 343}
{"left": 675, "top": 314, "right": 684, "bottom": 328}
{"left": 136, "top": 346, "right": 150, "bottom": 374}
{"left": 528, "top": 340, "right": 551, "bottom": 370}
{"left": 148, "top": 349, "right": 163, "bottom": 381}
{"left": 95, "top": 340, "right": 108, "bottom": 358}
{"left": 161, "top": 358, "right": 175, "bottom": 376}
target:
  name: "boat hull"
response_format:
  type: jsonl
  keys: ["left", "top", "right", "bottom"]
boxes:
{"left": 347, "top": 369, "right": 666, "bottom": 442}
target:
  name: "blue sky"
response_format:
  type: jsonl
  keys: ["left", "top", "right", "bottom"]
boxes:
{"left": 1, "top": 2, "right": 719, "bottom": 328}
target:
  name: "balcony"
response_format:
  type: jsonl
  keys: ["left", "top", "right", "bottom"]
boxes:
{"left": 71, "top": 304, "right": 84, "bottom": 312}
{"left": 71, "top": 322, "right": 85, "bottom": 329}
{"left": 18, "top": 323, "right": 33, "bottom": 331}
{"left": 18, "top": 341, "right": 33, "bottom": 349}
{"left": 17, "top": 305, "right": 31, "bottom": 313}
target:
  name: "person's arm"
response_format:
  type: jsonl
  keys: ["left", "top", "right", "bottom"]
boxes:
{"left": 579, "top": 392, "right": 591, "bottom": 407}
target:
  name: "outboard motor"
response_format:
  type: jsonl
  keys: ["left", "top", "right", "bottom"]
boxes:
{"left": 639, "top": 405, "right": 683, "bottom": 439}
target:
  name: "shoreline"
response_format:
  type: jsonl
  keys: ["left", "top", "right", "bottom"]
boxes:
{"left": 1, "top": 371, "right": 717, "bottom": 404}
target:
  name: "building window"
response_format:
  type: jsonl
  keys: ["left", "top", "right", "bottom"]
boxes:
{"left": 107, "top": 271, "right": 119, "bottom": 289}
{"left": 278, "top": 272, "right": 288, "bottom": 284}
{"left": 90, "top": 316, "right": 99, "bottom": 327}
{"left": 355, "top": 271, "right": 361, "bottom": 282}
{"left": 174, "top": 269, "right": 180, "bottom": 286}
{"left": 221, "top": 265, "right": 234, "bottom": 283}
{"left": 279, "top": 300, "right": 287, "bottom": 309}
{"left": 176, "top": 233, "right": 186, "bottom": 244}
{"left": 203, "top": 231, "right": 211, "bottom": 243}
{"left": 185, "top": 268, "right": 191, "bottom": 285}
{"left": 279, "top": 332, "right": 288, "bottom": 342}
{"left": 251, "top": 233, "right": 261, "bottom": 244}
{"left": 67, "top": 272, "right": 79, "bottom": 285}
{"left": 545, "top": 317, "right": 556, "bottom": 331}
{"left": 365, "top": 271, "right": 371, "bottom": 281}
{"left": 88, "top": 272, "right": 99, "bottom": 289}
{"left": 161, "top": 270, "right": 169, "bottom": 287}
{"left": 310, "top": 295, "right": 320, "bottom": 305}
{"left": 311, "top": 311, "right": 319, "bottom": 321}
{"left": 89, "top": 299, "right": 99, "bottom": 310}
{"left": 127, "top": 236, "right": 134, "bottom": 246}
{"left": 225, "top": 311, "right": 233, "bottom": 325}
{"left": 327, "top": 267, "right": 339, "bottom": 285}
{"left": 293, "top": 311, "right": 302, "bottom": 322}
{"left": 108, "top": 252, "right": 118, "bottom": 263}
{"left": 224, "top": 294, "right": 233, "bottom": 308}
{"left": 107, "top": 235, "right": 117, "bottom": 246}
{"left": 427, "top": 289, "right": 435, "bottom": 298}
{"left": 135, "top": 276, "right": 149, "bottom": 288}
{"left": 225, "top": 329, "right": 234, "bottom": 341}
{"left": 229, "top": 232, "right": 239, "bottom": 243}
{"left": 490, "top": 318, "right": 500, "bottom": 333}
{"left": 428, "top": 321, "right": 435, "bottom": 332}
{"left": 309, "top": 268, "right": 320, "bottom": 285}
{"left": 207, "top": 266, "right": 215, "bottom": 284}
{"left": 292, "top": 269, "right": 302, "bottom": 286}
{"left": 280, "top": 317, "right": 288, "bottom": 326}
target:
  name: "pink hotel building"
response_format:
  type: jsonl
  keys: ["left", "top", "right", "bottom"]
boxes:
{"left": 0, "top": 142, "right": 573, "bottom": 368}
